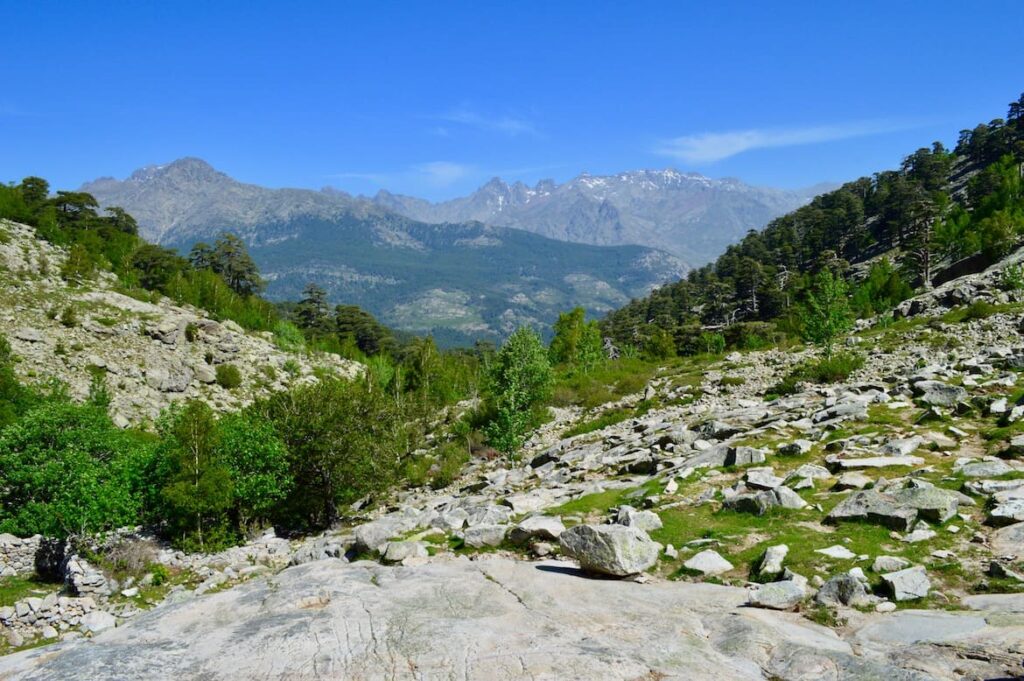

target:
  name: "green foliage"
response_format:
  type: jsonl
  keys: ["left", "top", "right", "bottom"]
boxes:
{"left": 272, "top": 320, "right": 306, "bottom": 352}
{"left": 215, "top": 364, "right": 243, "bottom": 390}
{"left": 769, "top": 352, "right": 865, "bottom": 396}
{"left": 251, "top": 378, "right": 405, "bottom": 528}
{"left": 801, "top": 269, "right": 852, "bottom": 358}
{"left": 561, "top": 407, "right": 633, "bottom": 439}
{"left": 851, "top": 259, "right": 913, "bottom": 316}
{"left": 215, "top": 413, "right": 291, "bottom": 528}
{"left": 699, "top": 332, "right": 726, "bottom": 355}
{"left": 483, "top": 328, "right": 552, "bottom": 454}
{"left": 1000, "top": 263, "right": 1024, "bottom": 291}
{"left": 549, "top": 307, "right": 604, "bottom": 374}
{"left": 58, "top": 306, "right": 78, "bottom": 328}
{"left": 163, "top": 268, "right": 278, "bottom": 332}
{"left": 643, "top": 326, "right": 677, "bottom": 359}
{"left": 131, "top": 244, "right": 186, "bottom": 290}
{"left": 0, "top": 401, "right": 155, "bottom": 538}
{"left": 157, "top": 402, "right": 235, "bottom": 550}
{"left": 961, "top": 300, "right": 998, "bottom": 321}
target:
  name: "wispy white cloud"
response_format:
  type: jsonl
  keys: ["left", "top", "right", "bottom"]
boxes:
{"left": 656, "top": 120, "right": 919, "bottom": 163}
{"left": 329, "top": 161, "right": 474, "bottom": 190}
{"left": 413, "top": 161, "right": 472, "bottom": 187}
{"left": 438, "top": 107, "right": 537, "bottom": 137}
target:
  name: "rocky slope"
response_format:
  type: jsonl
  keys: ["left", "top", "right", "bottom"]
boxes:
{"left": 374, "top": 171, "right": 830, "bottom": 265}
{"left": 3, "top": 238, "right": 1024, "bottom": 678}
{"left": 0, "top": 219, "right": 359, "bottom": 425}
{"left": 81, "top": 159, "right": 687, "bottom": 343}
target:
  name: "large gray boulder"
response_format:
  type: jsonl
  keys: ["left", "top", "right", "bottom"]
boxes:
{"left": 559, "top": 524, "right": 660, "bottom": 576}
{"left": 826, "top": 490, "right": 918, "bottom": 531}
{"left": 747, "top": 580, "right": 805, "bottom": 610}
{"left": 914, "top": 380, "right": 967, "bottom": 407}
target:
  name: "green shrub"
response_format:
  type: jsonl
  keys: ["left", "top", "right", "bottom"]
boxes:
{"left": 149, "top": 563, "right": 169, "bottom": 586}
{"left": 59, "top": 306, "right": 78, "bottom": 328}
{"left": 250, "top": 378, "right": 405, "bottom": 528}
{"left": 184, "top": 322, "right": 199, "bottom": 342}
{"left": 961, "top": 300, "right": 997, "bottom": 321}
{"left": 430, "top": 442, "right": 469, "bottom": 489}
{"left": 768, "top": 352, "right": 864, "bottom": 395}
{"left": 1000, "top": 264, "right": 1024, "bottom": 291}
{"left": 0, "top": 401, "right": 156, "bottom": 538}
{"left": 273, "top": 321, "right": 306, "bottom": 352}
{"left": 483, "top": 328, "right": 552, "bottom": 455}
{"left": 215, "top": 364, "right": 242, "bottom": 390}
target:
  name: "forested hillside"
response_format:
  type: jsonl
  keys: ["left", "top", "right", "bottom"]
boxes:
{"left": 603, "top": 93, "right": 1024, "bottom": 353}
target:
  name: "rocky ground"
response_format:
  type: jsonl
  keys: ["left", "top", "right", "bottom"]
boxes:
{"left": 0, "top": 219, "right": 359, "bottom": 426}
{"left": 3, "top": 224, "right": 1024, "bottom": 677}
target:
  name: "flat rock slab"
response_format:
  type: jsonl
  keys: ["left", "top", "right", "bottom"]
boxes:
{"left": 854, "top": 611, "right": 988, "bottom": 645}
{"left": 830, "top": 456, "right": 924, "bottom": 470}
{"left": 0, "top": 557, "right": 976, "bottom": 680}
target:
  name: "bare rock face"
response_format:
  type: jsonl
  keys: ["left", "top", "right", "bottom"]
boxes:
{"left": 559, "top": 524, "right": 660, "bottom": 576}
{"left": 0, "top": 220, "right": 360, "bottom": 426}
{"left": 2, "top": 558, "right": 1016, "bottom": 681}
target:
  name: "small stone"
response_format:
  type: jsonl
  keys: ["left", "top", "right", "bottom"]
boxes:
{"left": 815, "top": 545, "right": 856, "bottom": 560}
{"left": 683, "top": 549, "right": 734, "bottom": 576}
{"left": 875, "top": 601, "right": 897, "bottom": 613}
{"left": 872, "top": 556, "right": 910, "bottom": 573}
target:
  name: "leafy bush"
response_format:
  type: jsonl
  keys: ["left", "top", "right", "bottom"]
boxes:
{"left": 1000, "top": 264, "right": 1024, "bottom": 291}
{"left": 215, "top": 364, "right": 243, "bottom": 390}
{"left": 961, "top": 300, "right": 998, "bottom": 321}
{"left": 0, "top": 401, "right": 155, "bottom": 538}
{"left": 59, "top": 306, "right": 78, "bottom": 328}
{"left": 251, "top": 378, "right": 405, "bottom": 528}
{"left": 768, "top": 352, "right": 865, "bottom": 396}
{"left": 483, "top": 328, "right": 552, "bottom": 455}
{"left": 215, "top": 413, "right": 291, "bottom": 529}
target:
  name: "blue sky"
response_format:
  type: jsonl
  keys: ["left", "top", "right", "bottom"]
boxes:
{"left": 2, "top": 1, "right": 1022, "bottom": 200}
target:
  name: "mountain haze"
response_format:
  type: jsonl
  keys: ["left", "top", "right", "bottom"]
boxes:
{"left": 82, "top": 159, "right": 685, "bottom": 344}
{"left": 373, "top": 170, "right": 830, "bottom": 265}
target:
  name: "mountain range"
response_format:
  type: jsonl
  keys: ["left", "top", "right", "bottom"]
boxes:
{"left": 81, "top": 159, "right": 687, "bottom": 344}
{"left": 372, "top": 171, "right": 831, "bottom": 264}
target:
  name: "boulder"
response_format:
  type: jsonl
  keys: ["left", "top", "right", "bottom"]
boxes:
{"left": 881, "top": 566, "right": 931, "bottom": 601}
{"left": 508, "top": 516, "right": 565, "bottom": 545}
{"left": 683, "top": 549, "right": 733, "bottom": 576}
{"left": 891, "top": 486, "right": 959, "bottom": 523}
{"left": 872, "top": 556, "right": 911, "bottom": 573}
{"left": 826, "top": 490, "right": 918, "bottom": 531}
{"left": 759, "top": 544, "right": 789, "bottom": 578}
{"left": 381, "top": 541, "right": 429, "bottom": 564}
{"left": 815, "top": 573, "right": 869, "bottom": 606}
{"left": 353, "top": 515, "right": 421, "bottom": 554}
{"left": 960, "top": 460, "right": 1013, "bottom": 478}
{"left": 80, "top": 610, "right": 116, "bottom": 634}
{"left": 559, "top": 524, "right": 660, "bottom": 576}
{"left": 725, "top": 446, "right": 766, "bottom": 467}
{"left": 747, "top": 580, "right": 805, "bottom": 610}
{"left": 614, "top": 506, "right": 663, "bottom": 532}
{"left": 462, "top": 524, "right": 508, "bottom": 549}
{"left": 914, "top": 380, "right": 967, "bottom": 407}
{"left": 989, "top": 499, "right": 1024, "bottom": 527}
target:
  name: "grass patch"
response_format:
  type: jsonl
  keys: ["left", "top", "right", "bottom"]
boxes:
{"left": 561, "top": 407, "right": 634, "bottom": 439}
{"left": 768, "top": 352, "right": 865, "bottom": 396}
{"left": 0, "top": 575, "right": 58, "bottom": 607}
